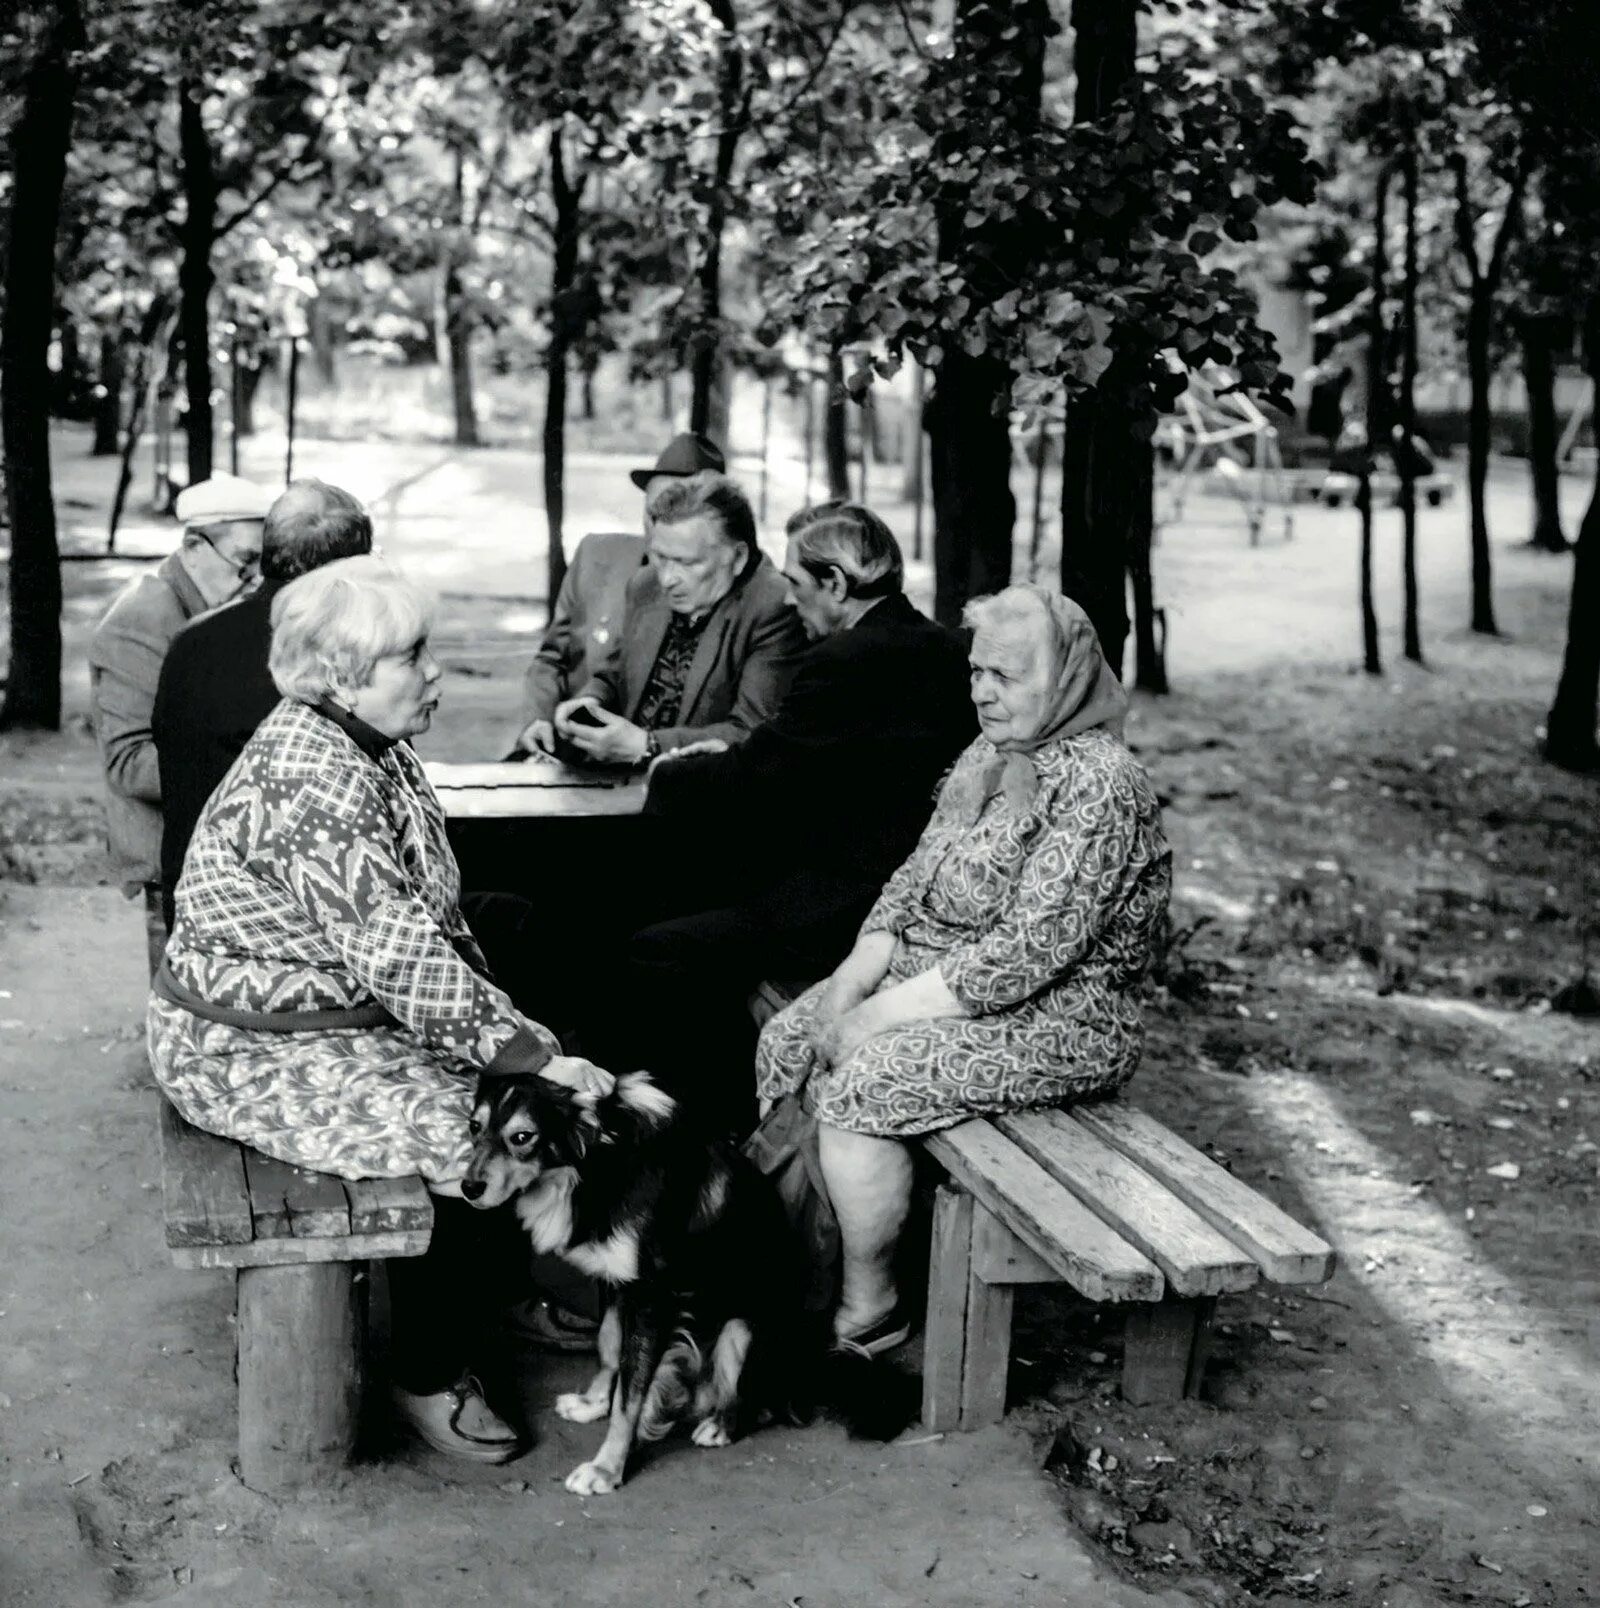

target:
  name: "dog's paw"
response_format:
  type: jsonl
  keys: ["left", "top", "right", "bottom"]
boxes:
{"left": 691, "top": 1418, "right": 733, "bottom": 1449}
{"left": 554, "top": 1392, "right": 610, "bottom": 1425}
{"left": 565, "top": 1460, "right": 620, "bottom": 1496}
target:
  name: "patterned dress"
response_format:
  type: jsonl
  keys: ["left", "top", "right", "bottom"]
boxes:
{"left": 147, "top": 698, "right": 559, "bottom": 1186}
{"left": 756, "top": 728, "right": 1171, "bottom": 1136}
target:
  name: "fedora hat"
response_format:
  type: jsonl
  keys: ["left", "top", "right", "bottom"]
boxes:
{"left": 629, "top": 431, "right": 726, "bottom": 490}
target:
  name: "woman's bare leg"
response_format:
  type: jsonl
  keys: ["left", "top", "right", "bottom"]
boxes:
{"left": 817, "top": 1125, "right": 914, "bottom": 1336}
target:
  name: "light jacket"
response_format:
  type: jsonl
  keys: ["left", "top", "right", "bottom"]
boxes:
{"left": 87, "top": 551, "right": 209, "bottom": 887}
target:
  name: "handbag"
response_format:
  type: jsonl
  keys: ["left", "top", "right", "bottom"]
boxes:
{"left": 742, "top": 1083, "right": 840, "bottom": 1314}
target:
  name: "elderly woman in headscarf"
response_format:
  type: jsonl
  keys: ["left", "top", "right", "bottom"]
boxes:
{"left": 756, "top": 583, "right": 1171, "bottom": 1354}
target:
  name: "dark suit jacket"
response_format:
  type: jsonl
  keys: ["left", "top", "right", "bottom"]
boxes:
{"left": 578, "top": 552, "right": 806, "bottom": 753}
{"left": 521, "top": 531, "right": 647, "bottom": 726}
{"left": 645, "top": 591, "right": 976, "bottom": 889}
{"left": 152, "top": 581, "right": 284, "bottom": 909}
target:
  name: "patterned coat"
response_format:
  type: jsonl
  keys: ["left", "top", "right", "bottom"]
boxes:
{"left": 147, "top": 698, "right": 558, "bottom": 1185}
{"left": 756, "top": 728, "right": 1171, "bottom": 1136}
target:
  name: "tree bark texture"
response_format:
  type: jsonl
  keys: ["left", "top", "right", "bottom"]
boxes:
{"left": 1, "top": 0, "right": 84, "bottom": 730}
{"left": 177, "top": 75, "right": 217, "bottom": 489}
{"left": 1058, "top": 0, "right": 1144, "bottom": 677}
{"left": 1521, "top": 316, "right": 1568, "bottom": 551}
{"left": 689, "top": 0, "right": 741, "bottom": 435}
{"left": 1544, "top": 295, "right": 1600, "bottom": 771}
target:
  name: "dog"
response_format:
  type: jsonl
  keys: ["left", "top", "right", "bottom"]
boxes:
{"left": 461, "top": 1063, "right": 825, "bottom": 1495}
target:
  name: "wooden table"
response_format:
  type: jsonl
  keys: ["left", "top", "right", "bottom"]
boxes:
{"left": 425, "top": 757, "right": 647, "bottom": 820}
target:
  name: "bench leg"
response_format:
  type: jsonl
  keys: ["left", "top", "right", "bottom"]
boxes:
{"left": 236, "top": 1261, "right": 365, "bottom": 1493}
{"left": 922, "top": 1186, "right": 973, "bottom": 1432}
{"left": 1121, "top": 1294, "right": 1216, "bottom": 1406}
{"left": 960, "top": 1206, "right": 1015, "bottom": 1429}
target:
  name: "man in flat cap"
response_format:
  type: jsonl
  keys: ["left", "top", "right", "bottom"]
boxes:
{"left": 88, "top": 473, "right": 272, "bottom": 921}
{"left": 513, "top": 431, "right": 730, "bottom": 758}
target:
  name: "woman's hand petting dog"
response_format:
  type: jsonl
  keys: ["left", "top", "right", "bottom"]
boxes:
{"left": 539, "top": 1055, "right": 615, "bottom": 1102}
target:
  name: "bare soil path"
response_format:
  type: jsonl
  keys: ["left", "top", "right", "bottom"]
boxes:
{"left": 2, "top": 432, "right": 1596, "bottom": 1605}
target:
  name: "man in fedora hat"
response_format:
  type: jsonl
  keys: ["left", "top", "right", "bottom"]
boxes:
{"left": 514, "top": 432, "right": 728, "bottom": 757}
{"left": 89, "top": 472, "right": 273, "bottom": 905}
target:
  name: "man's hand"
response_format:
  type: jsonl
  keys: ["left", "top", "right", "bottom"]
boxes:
{"left": 555, "top": 698, "right": 648, "bottom": 765}
{"left": 646, "top": 737, "right": 729, "bottom": 777}
{"left": 515, "top": 718, "right": 556, "bottom": 756}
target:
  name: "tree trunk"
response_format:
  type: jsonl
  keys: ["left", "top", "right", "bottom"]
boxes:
{"left": 1521, "top": 315, "right": 1567, "bottom": 551}
{"left": 1465, "top": 286, "right": 1498, "bottom": 633}
{"left": 581, "top": 355, "right": 597, "bottom": 421}
{"left": 1126, "top": 451, "right": 1165, "bottom": 691}
{"left": 91, "top": 327, "right": 123, "bottom": 456}
{"left": 0, "top": 0, "right": 83, "bottom": 731}
{"left": 442, "top": 148, "right": 480, "bottom": 449}
{"left": 1358, "top": 165, "right": 1390, "bottom": 677}
{"left": 901, "top": 364, "right": 925, "bottom": 500}
{"left": 1544, "top": 297, "right": 1600, "bottom": 771}
{"left": 689, "top": 0, "right": 741, "bottom": 435}
{"left": 929, "top": 0, "right": 1046, "bottom": 628}
{"left": 542, "top": 128, "right": 582, "bottom": 613}
{"left": 1398, "top": 146, "right": 1423, "bottom": 664}
{"left": 928, "top": 354, "right": 1015, "bottom": 628}
{"left": 308, "top": 294, "right": 337, "bottom": 386}
{"left": 1059, "top": 0, "right": 1141, "bottom": 676}
{"left": 177, "top": 74, "right": 217, "bottom": 489}
{"left": 824, "top": 349, "right": 851, "bottom": 500}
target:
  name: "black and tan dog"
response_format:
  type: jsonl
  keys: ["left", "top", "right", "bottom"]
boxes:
{"left": 461, "top": 1064, "right": 814, "bottom": 1494}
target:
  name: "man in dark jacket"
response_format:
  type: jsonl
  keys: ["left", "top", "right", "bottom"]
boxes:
{"left": 151, "top": 480, "right": 373, "bottom": 920}
{"left": 607, "top": 502, "right": 975, "bottom": 1128}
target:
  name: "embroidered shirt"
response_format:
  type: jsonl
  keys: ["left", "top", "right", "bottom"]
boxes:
{"left": 633, "top": 609, "right": 714, "bottom": 731}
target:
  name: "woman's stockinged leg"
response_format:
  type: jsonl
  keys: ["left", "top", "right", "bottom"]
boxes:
{"left": 817, "top": 1124, "right": 915, "bottom": 1337}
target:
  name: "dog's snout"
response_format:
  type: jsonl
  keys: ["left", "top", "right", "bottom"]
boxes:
{"left": 460, "top": 1177, "right": 487, "bottom": 1203}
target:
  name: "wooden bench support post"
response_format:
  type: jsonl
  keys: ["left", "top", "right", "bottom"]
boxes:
{"left": 237, "top": 1261, "right": 365, "bottom": 1493}
{"left": 1121, "top": 1294, "right": 1216, "bottom": 1406}
{"left": 960, "top": 1205, "right": 1016, "bottom": 1429}
{"left": 922, "top": 1187, "right": 973, "bottom": 1432}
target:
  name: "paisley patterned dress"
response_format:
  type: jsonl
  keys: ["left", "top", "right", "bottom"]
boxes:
{"left": 756, "top": 728, "right": 1171, "bottom": 1136}
{"left": 147, "top": 699, "right": 558, "bottom": 1186}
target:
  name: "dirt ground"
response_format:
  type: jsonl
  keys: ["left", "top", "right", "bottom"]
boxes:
{"left": 1, "top": 428, "right": 1596, "bottom": 1606}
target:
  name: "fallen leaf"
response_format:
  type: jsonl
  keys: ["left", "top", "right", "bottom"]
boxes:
{"left": 1486, "top": 1162, "right": 1521, "bottom": 1180}
{"left": 1526, "top": 1504, "right": 1547, "bottom": 1517}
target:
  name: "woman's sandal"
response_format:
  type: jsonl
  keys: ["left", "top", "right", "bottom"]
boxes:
{"left": 392, "top": 1374, "right": 526, "bottom": 1464}
{"left": 831, "top": 1304, "right": 914, "bottom": 1359}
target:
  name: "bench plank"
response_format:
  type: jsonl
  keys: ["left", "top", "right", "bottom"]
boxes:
{"left": 345, "top": 1175, "right": 433, "bottom": 1236}
{"left": 1073, "top": 1106, "right": 1336, "bottom": 1284}
{"left": 170, "top": 1228, "right": 431, "bottom": 1271}
{"left": 998, "top": 1111, "right": 1259, "bottom": 1297}
{"left": 159, "top": 1101, "right": 254, "bottom": 1248}
{"left": 924, "top": 1122, "right": 1162, "bottom": 1303}
{"left": 244, "top": 1152, "right": 352, "bottom": 1240}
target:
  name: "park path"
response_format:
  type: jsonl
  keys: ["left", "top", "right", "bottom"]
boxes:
{"left": 0, "top": 882, "right": 1193, "bottom": 1608}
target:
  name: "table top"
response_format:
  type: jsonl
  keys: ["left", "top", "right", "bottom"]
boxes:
{"left": 424, "top": 757, "right": 647, "bottom": 820}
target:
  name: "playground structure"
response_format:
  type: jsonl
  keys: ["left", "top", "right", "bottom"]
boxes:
{"left": 1156, "top": 370, "right": 1297, "bottom": 545}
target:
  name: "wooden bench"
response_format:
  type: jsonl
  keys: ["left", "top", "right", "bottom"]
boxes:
{"left": 748, "top": 981, "right": 1336, "bottom": 1431}
{"left": 159, "top": 1099, "right": 434, "bottom": 1492}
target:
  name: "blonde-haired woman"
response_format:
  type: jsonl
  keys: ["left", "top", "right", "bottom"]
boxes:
{"left": 149, "top": 555, "right": 597, "bottom": 1464}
